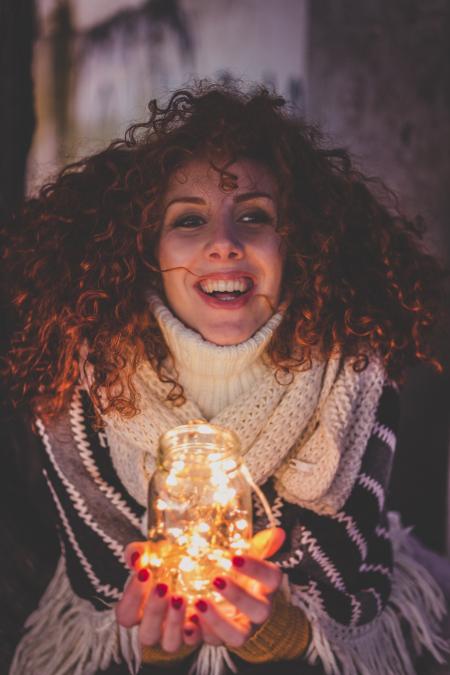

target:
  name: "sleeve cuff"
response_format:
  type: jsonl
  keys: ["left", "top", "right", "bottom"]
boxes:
{"left": 229, "top": 590, "right": 310, "bottom": 663}
{"left": 142, "top": 642, "right": 196, "bottom": 666}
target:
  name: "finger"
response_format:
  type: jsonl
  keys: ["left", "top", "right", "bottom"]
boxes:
{"left": 139, "top": 582, "right": 170, "bottom": 646}
{"left": 249, "top": 527, "right": 286, "bottom": 559}
{"left": 160, "top": 595, "right": 186, "bottom": 653}
{"left": 187, "top": 612, "right": 223, "bottom": 645}
{"left": 231, "top": 555, "right": 282, "bottom": 593}
{"left": 212, "top": 576, "right": 270, "bottom": 625}
{"left": 194, "top": 599, "right": 250, "bottom": 649}
{"left": 124, "top": 541, "right": 148, "bottom": 569}
{"left": 115, "top": 568, "right": 152, "bottom": 628}
{"left": 183, "top": 617, "right": 202, "bottom": 647}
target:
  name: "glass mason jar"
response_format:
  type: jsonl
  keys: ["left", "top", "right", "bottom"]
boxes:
{"left": 147, "top": 421, "right": 253, "bottom": 605}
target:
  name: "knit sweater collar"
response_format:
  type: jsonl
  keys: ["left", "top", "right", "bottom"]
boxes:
{"left": 147, "top": 293, "right": 283, "bottom": 418}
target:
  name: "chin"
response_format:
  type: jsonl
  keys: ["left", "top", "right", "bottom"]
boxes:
{"left": 198, "top": 322, "right": 258, "bottom": 346}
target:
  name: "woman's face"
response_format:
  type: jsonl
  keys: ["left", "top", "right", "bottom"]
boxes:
{"left": 157, "top": 157, "right": 285, "bottom": 345}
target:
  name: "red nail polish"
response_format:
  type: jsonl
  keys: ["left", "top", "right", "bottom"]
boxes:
{"left": 171, "top": 595, "right": 183, "bottom": 609}
{"left": 195, "top": 599, "right": 208, "bottom": 613}
{"left": 155, "top": 583, "right": 168, "bottom": 597}
{"left": 131, "top": 552, "right": 140, "bottom": 567}
{"left": 137, "top": 568, "right": 149, "bottom": 582}
{"left": 189, "top": 614, "right": 199, "bottom": 625}
{"left": 184, "top": 628, "right": 194, "bottom": 636}
{"left": 213, "top": 576, "right": 227, "bottom": 590}
{"left": 232, "top": 555, "right": 245, "bottom": 568}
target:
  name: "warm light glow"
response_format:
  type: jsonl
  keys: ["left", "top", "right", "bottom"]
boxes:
{"left": 168, "top": 527, "right": 183, "bottom": 538}
{"left": 148, "top": 421, "right": 253, "bottom": 604}
{"left": 213, "top": 487, "right": 236, "bottom": 505}
{"left": 179, "top": 556, "right": 196, "bottom": 572}
{"left": 140, "top": 552, "right": 150, "bottom": 567}
{"left": 148, "top": 553, "right": 162, "bottom": 567}
{"left": 217, "top": 557, "right": 233, "bottom": 571}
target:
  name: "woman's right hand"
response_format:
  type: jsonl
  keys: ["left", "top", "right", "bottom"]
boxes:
{"left": 115, "top": 542, "right": 206, "bottom": 653}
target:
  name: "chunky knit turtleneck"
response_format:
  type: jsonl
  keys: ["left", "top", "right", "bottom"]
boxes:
{"left": 147, "top": 294, "right": 283, "bottom": 419}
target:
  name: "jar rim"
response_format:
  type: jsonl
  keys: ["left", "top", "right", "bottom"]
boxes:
{"left": 159, "top": 421, "right": 241, "bottom": 460}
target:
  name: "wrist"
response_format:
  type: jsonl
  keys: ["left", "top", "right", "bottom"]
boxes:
{"left": 229, "top": 590, "right": 310, "bottom": 663}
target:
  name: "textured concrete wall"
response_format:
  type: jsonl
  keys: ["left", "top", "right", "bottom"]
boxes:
{"left": 28, "top": 0, "right": 307, "bottom": 192}
{"left": 308, "top": 0, "right": 450, "bottom": 551}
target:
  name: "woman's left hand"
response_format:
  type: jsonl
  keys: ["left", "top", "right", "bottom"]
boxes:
{"left": 192, "top": 527, "right": 286, "bottom": 648}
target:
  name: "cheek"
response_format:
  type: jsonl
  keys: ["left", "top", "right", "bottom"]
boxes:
{"left": 263, "top": 239, "right": 285, "bottom": 288}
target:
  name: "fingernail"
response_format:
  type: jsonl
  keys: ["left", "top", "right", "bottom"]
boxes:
{"left": 189, "top": 614, "right": 199, "bottom": 625}
{"left": 213, "top": 576, "right": 227, "bottom": 590}
{"left": 195, "top": 599, "right": 208, "bottom": 613}
{"left": 171, "top": 595, "right": 183, "bottom": 609}
{"left": 184, "top": 628, "right": 194, "bottom": 636}
{"left": 131, "top": 552, "right": 140, "bottom": 567}
{"left": 232, "top": 555, "right": 245, "bottom": 568}
{"left": 137, "top": 568, "right": 149, "bottom": 582}
{"left": 155, "top": 582, "right": 168, "bottom": 597}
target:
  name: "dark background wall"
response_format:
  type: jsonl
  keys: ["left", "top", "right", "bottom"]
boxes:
{"left": 308, "top": 0, "right": 450, "bottom": 552}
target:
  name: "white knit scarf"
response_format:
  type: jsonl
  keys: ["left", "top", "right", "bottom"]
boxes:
{"left": 102, "top": 296, "right": 386, "bottom": 516}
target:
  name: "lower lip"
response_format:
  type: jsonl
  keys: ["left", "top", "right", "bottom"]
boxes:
{"left": 194, "top": 286, "right": 255, "bottom": 309}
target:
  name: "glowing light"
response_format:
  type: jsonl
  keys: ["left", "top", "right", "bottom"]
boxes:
{"left": 213, "top": 487, "right": 236, "bottom": 505}
{"left": 191, "top": 534, "right": 208, "bottom": 548}
{"left": 148, "top": 553, "right": 162, "bottom": 567}
{"left": 168, "top": 527, "right": 183, "bottom": 538}
{"left": 149, "top": 422, "right": 253, "bottom": 603}
{"left": 216, "top": 557, "right": 232, "bottom": 571}
{"left": 179, "top": 556, "right": 195, "bottom": 572}
{"left": 140, "top": 552, "right": 150, "bottom": 567}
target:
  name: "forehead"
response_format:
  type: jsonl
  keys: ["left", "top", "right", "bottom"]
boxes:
{"left": 164, "top": 157, "right": 278, "bottom": 199}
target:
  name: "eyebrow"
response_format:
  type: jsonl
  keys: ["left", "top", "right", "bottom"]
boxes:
{"left": 164, "top": 191, "right": 275, "bottom": 211}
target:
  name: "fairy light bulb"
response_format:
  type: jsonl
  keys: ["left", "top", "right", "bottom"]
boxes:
{"left": 146, "top": 421, "right": 253, "bottom": 605}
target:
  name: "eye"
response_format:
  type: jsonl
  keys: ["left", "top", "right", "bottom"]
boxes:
{"left": 172, "top": 214, "right": 206, "bottom": 229}
{"left": 238, "top": 209, "right": 274, "bottom": 225}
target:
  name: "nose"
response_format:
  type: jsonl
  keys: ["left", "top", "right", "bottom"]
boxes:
{"left": 205, "top": 219, "right": 244, "bottom": 261}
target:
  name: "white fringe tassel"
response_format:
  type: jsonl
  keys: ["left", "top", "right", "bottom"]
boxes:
{"left": 291, "top": 512, "right": 449, "bottom": 675}
{"left": 189, "top": 644, "right": 237, "bottom": 675}
{"left": 10, "top": 556, "right": 141, "bottom": 675}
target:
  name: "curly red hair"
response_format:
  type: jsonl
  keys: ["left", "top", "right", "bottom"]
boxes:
{"left": 2, "top": 83, "right": 448, "bottom": 417}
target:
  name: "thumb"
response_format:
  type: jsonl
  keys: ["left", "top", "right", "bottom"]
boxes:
{"left": 249, "top": 527, "right": 286, "bottom": 559}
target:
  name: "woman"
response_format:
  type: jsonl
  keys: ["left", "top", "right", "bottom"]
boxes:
{"left": 3, "top": 83, "right": 449, "bottom": 675}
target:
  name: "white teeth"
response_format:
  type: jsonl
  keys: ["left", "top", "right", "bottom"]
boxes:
{"left": 199, "top": 277, "right": 251, "bottom": 294}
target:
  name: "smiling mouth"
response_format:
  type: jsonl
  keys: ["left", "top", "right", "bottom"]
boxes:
{"left": 196, "top": 276, "right": 254, "bottom": 301}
